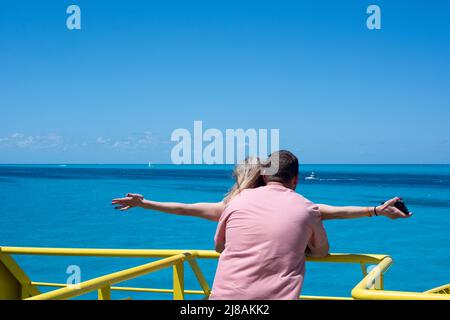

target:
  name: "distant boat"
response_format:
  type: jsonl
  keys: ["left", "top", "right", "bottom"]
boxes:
{"left": 305, "top": 171, "right": 318, "bottom": 181}
{"left": 148, "top": 162, "right": 152, "bottom": 168}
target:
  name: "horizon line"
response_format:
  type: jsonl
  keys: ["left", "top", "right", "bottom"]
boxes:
{"left": 1, "top": 163, "right": 450, "bottom": 166}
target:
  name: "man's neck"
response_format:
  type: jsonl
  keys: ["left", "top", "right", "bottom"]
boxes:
{"left": 266, "top": 181, "right": 291, "bottom": 189}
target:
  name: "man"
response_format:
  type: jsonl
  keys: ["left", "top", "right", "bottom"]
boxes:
{"left": 111, "top": 150, "right": 410, "bottom": 299}
{"left": 209, "top": 150, "right": 328, "bottom": 300}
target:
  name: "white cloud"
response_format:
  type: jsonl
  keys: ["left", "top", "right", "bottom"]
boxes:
{"left": 0, "top": 133, "right": 63, "bottom": 149}
{"left": 11, "top": 133, "right": 24, "bottom": 139}
{"left": 0, "top": 131, "right": 168, "bottom": 151}
{"left": 96, "top": 136, "right": 109, "bottom": 144}
{"left": 109, "top": 131, "right": 162, "bottom": 150}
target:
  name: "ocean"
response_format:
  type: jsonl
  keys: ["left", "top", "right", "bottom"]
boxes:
{"left": 0, "top": 164, "right": 449, "bottom": 299}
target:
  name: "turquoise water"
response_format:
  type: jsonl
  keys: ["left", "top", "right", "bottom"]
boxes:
{"left": 0, "top": 164, "right": 449, "bottom": 299}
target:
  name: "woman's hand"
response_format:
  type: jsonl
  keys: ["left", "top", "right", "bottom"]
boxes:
{"left": 319, "top": 197, "right": 414, "bottom": 220}
{"left": 112, "top": 193, "right": 144, "bottom": 211}
{"left": 376, "top": 197, "right": 412, "bottom": 219}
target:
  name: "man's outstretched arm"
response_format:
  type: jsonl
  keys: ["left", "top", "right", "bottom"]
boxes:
{"left": 318, "top": 197, "right": 412, "bottom": 220}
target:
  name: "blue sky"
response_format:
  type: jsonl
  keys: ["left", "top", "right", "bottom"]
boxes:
{"left": 1, "top": 0, "right": 449, "bottom": 164}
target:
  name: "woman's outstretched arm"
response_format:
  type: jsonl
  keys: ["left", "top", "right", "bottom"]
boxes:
{"left": 112, "top": 193, "right": 224, "bottom": 222}
{"left": 318, "top": 197, "right": 412, "bottom": 220}
{"left": 318, "top": 204, "right": 373, "bottom": 220}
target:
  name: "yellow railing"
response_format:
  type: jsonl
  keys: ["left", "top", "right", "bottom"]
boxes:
{"left": 0, "top": 246, "right": 448, "bottom": 300}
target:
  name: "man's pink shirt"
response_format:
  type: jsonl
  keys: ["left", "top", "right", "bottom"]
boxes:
{"left": 209, "top": 183, "right": 328, "bottom": 300}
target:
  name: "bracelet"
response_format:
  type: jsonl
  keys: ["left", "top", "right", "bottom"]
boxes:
{"left": 373, "top": 206, "right": 378, "bottom": 216}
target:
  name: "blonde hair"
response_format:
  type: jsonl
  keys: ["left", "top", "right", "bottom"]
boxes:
{"left": 223, "top": 157, "right": 265, "bottom": 203}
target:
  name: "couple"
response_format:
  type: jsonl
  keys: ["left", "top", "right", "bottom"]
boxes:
{"left": 112, "top": 150, "right": 410, "bottom": 300}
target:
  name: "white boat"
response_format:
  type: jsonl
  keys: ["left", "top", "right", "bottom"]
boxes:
{"left": 305, "top": 171, "right": 318, "bottom": 181}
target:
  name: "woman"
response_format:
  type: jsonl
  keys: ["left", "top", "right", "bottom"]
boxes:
{"left": 112, "top": 157, "right": 410, "bottom": 221}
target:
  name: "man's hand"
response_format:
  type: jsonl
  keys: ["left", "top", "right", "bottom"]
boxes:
{"left": 112, "top": 193, "right": 144, "bottom": 211}
{"left": 376, "top": 197, "right": 413, "bottom": 219}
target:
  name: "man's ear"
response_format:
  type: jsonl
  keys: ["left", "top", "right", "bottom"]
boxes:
{"left": 292, "top": 174, "right": 299, "bottom": 189}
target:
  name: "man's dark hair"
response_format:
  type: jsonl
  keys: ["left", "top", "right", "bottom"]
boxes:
{"left": 263, "top": 150, "right": 299, "bottom": 183}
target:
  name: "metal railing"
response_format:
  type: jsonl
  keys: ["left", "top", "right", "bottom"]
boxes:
{"left": 0, "top": 246, "right": 448, "bottom": 300}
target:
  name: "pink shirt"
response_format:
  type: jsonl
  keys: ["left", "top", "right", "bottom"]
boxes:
{"left": 209, "top": 183, "right": 328, "bottom": 300}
